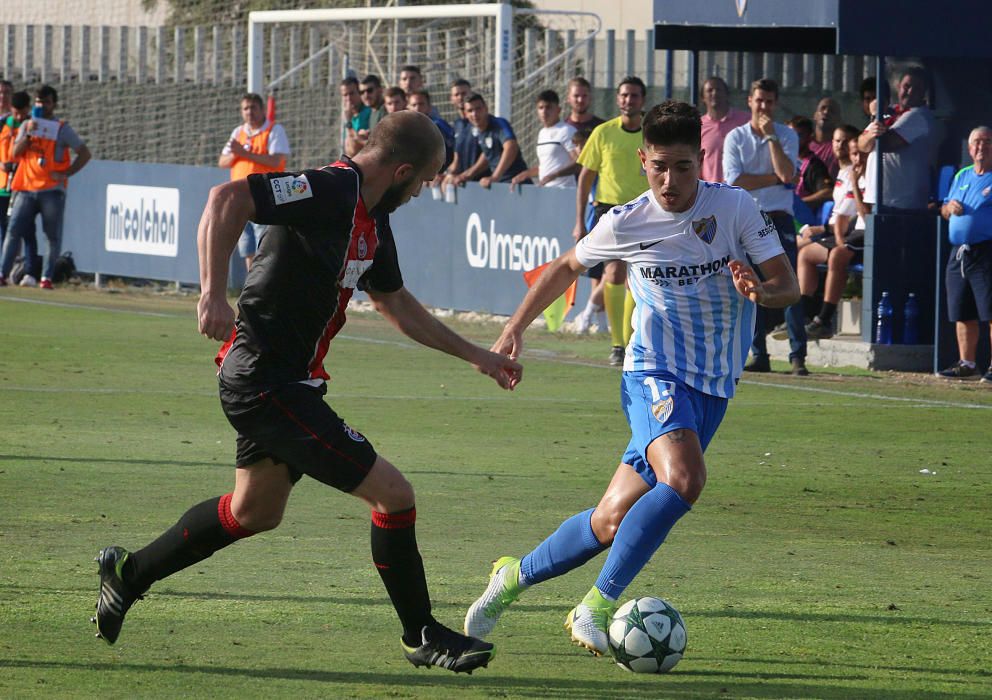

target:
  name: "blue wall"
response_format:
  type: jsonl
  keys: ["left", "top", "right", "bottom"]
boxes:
{"left": 58, "top": 162, "right": 586, "bottom": 315}
{"left": 64, "top": 160, "right": 227, "bottom": 284}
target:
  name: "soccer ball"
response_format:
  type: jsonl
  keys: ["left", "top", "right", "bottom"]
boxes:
{"left": 608, "top": 597, "right": 686, "bottom": 673}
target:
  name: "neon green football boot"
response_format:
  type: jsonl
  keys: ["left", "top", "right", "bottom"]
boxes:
{"left": 564, "top": 586, "right": 617, "bottom": 656}
{"left": 464, "top": 556, "right": 527, "bottom": 638}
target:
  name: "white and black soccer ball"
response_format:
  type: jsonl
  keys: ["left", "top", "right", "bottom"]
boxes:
{"left": 608, "top": 597, "right": 686, "bottom": 673}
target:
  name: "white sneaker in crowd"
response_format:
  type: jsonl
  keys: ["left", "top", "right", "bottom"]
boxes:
{"left": 573, "top": 307, "right": 594, "bottom": 334}
{"left": 593, "top": 310, "right": 608, "bottom": 334}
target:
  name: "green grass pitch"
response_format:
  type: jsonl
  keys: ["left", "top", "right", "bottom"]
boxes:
{"left": 0, "top": 287, "right": 989, "bottom": 699}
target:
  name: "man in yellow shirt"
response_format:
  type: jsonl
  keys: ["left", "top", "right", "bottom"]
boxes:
{"left": 573, "top": 76, "right": 648, "bottom": 365}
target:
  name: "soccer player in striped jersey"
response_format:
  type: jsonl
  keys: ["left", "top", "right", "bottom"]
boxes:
{"left": 465, "top": 100, "right": 799, "bottom": 655}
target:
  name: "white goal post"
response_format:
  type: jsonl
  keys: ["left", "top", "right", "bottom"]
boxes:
{"left": 247, "top": 3, "right": 515, "bottom": 118}
{"left": 244, "top": 3, "right": 600, "bottom": 166}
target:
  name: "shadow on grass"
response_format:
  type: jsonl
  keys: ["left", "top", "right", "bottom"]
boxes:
{"left": 4, "top": 584, "right": 991, "bottom": 632}
{"left": 1, "top": 658, "right": 986, "bottom": 700}
{"left": 0, "top": 454, "right": 220, "bottom": 468}
{"left": 0, "top": 454, "right": 527, "bottom": 479}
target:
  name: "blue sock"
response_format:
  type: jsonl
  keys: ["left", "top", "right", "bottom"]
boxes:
{"left": 520, "top": 508, "right": 606, "bottom": 586}
{"left": 594, "top": 483, "right": 690, "bottom": 600}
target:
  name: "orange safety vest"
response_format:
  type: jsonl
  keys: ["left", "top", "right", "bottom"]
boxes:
{"left": 0, "top": 119, "right": 18, "bottom": 192}
{"left": 229, "top": 121, "right": 286, "bottom": 181}
{"left": 11, "top": 119, "right": 72, "bottom": 192}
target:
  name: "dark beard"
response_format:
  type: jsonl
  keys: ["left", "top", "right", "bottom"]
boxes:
{"left": 374, "top": 179, "right": 411, "bottom": 214}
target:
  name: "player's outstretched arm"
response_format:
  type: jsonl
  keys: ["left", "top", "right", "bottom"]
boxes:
{"left": 197, "top": 179, "right": 255, "bottom": 341}
{"left": 493, "top": 250, "right": 586, "bottom": 360}
{"left": 729, "top": 255, "right": 799, "bottom": 308}
{"left": 368, "top": 287, "right": 523, "bottom": 390}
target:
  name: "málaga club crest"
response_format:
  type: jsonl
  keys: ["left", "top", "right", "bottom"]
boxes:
{"left": 692, "top": 216, "right": 717, "bottom": 244}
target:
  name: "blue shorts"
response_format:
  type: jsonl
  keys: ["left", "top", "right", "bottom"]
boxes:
{"left": 945, "top": 241, "right": 992, "bottom": 322}
{"left": 237, "top": 222, "right": 272, "bottom": 258}
{"left": 620, "top": 370, "right": 728, "bottom": 487}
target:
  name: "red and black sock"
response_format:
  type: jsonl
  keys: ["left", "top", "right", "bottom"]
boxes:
{"left": 370, "top": 507, "right": 434, "bottom": 647}
{"left": 126, "top": 494, "right": 255, "bottom": 592}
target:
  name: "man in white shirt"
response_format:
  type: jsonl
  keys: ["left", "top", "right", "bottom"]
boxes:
{"left": 464, "top": 100, "right": 799, "bottom": 657}
{"left": 723, "top": 78, "right": 808, "bottom": 375}
{"left": 859, "top": 66, "right": 936, "bottom": 211}
{"left": 511, "top": 89, "right": 578, "bottom": 190}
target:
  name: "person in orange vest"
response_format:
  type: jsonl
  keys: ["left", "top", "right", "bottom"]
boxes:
{"left": 218, "top": 93, "right": 291, "bottom": 270}
{"left": 0, "top": 90, "right": 31, "bottom": 259}
{"left": 0, "top": 85, "right": 91, "bottom": 288}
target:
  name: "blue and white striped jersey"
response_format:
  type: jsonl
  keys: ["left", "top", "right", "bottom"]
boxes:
{"left": 574, "top": 181, "right": 784, "bottom": 398}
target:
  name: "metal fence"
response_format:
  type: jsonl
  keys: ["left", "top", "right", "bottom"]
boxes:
{"left": 0, "top": 22, "right": 877, "bottom": 168}
{"left": 0, "top": 23, "right": 874, "bottom": 92}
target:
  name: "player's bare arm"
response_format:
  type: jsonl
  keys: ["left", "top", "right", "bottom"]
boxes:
{"left": 368, "top": 286, "right": 522, "bottom": 390}
{"left": 728, "top": 255, "right": 799, "bottom": 308}
{"left": 196, "top": 179, "right": 255, "bottom": 341}
{"left": 573, "top": 166, "right": 597, "bottom": 239}
{"left": 493, "top": 249, "right": 587, "bottom": 360}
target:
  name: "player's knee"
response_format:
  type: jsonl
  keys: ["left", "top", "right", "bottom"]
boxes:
{"left": 389, "top": 475, "right": 415, "bottom": 510}
{"left": 590, "top": 505, "right": 624, "bottom": 545}
{"left": 374, "top": 472, "right": 415, "bottom": 512}
{"left": 231, "top": 500, "right": 285, "bottom": 532}
{"left": 670, "top": 468, "right": 707, "bottom": 504}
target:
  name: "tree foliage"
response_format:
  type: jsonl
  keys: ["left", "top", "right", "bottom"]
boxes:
{"left": 142, "top": 0, "right": 534, "bottom": 28}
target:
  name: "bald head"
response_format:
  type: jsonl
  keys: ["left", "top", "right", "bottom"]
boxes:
{"left": 364, "top": 110, "right": 445, "bottom": 173}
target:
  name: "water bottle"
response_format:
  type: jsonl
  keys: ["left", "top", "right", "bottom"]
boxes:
{"left": 875, "top": 291, "right": 893, "bottom": 345}
{"left": 902, "top": 293, "right": 920, "bottom": 345}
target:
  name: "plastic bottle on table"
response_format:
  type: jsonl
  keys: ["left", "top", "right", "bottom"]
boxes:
{"left": 902, "top": 293, "right": 919, "bottom": 345}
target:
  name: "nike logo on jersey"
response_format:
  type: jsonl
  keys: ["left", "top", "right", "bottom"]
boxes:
{"left": 639, "top": 238, "right": 666, "bottom": 250}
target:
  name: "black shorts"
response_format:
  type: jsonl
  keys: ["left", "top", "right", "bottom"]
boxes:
{"left": 584, "top": 203, "right": 618, "bottom": 280}
{"left": 219, "top": 382, "right": 377, "bottom": 492}
{"left": 945, "top": 241, "right": 992, "bottom": 322}
{"left": 810, "top": 229, "right": 865, "bottom": 261}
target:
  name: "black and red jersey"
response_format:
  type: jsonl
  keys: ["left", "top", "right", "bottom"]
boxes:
{"left": 215, "top": 157, "right": 403, "bottom": 391}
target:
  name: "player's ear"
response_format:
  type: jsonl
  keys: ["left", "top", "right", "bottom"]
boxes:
{"left": 392, "top": 162, "right": 415, "bottom": 182}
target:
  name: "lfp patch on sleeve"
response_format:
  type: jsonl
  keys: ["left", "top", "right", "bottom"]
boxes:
{"left": 270, "top": 174, "right": 313, "bottom": 205}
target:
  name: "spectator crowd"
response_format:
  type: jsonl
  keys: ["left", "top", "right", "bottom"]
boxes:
{"left": 0, "top": 80, "right": 90, "bottom": 288}
{"left": 2, "top": 61, "right": 988, "bottom": 382}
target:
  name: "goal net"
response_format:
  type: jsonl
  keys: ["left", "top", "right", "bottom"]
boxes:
{"left": 248, "top": 4, "right": 601, "bottom": 169}
{"left": 0, "top": 4, "right": 598, "bottom": 171}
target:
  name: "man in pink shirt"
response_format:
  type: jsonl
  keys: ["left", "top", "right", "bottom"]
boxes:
{"left": 699, "top": 76, "right": 749, "bottom": 182}
{"left": 810, "top": 97, "right": 841, "bottom": 177}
